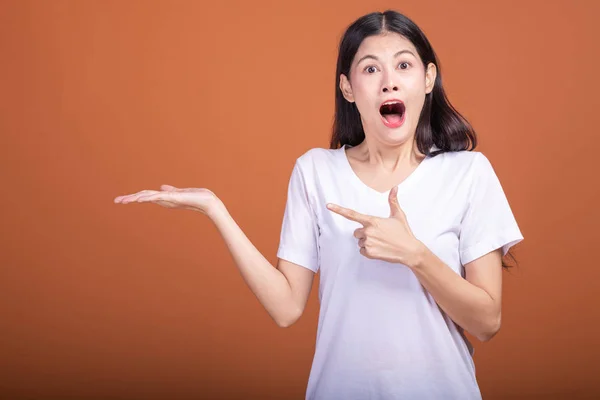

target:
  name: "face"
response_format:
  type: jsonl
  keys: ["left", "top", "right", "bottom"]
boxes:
{"left": 340, "top": 32, "right": 437, "bottom": 146}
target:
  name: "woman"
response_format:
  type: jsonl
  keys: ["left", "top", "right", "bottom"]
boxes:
{"left": 115, "top": 10, "right": 524, "bottom": 400}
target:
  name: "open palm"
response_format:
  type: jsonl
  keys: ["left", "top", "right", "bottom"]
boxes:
{"left": 114, "top": 184, "right": 222, "bottom": 216}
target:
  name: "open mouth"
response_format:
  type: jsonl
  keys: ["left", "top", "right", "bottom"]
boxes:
{"left": 379, "top": 101, "right": 406, "bottom": 128}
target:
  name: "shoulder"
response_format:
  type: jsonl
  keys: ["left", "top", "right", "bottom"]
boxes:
{"left": 429, "top": 150, "right": 500, "bottom": 193}
{"left": 296, "top": 146, "right": 338, "bottom": 162}
{"left": 293, "top": 146, "right": 340, "bottom": 171}
{"left": 437, "top": 149, "right": 484, "bottom": 164}
{"left": 282, "top": 147, "right": 340, "bottom": 189}
{"left": 436, "top": 150, "right": 493, "bottom": 174}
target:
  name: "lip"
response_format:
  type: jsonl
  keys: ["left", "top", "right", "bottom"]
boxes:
{"left": 379, "top": 99, "right": 406, "bottom": 129}
{"left": 379, "top": 98, "right": 404, "bottom": 108}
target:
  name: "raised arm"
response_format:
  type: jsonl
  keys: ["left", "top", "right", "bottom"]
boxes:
{"left": 115, "top": 185, "right": 315, "bottom": 327}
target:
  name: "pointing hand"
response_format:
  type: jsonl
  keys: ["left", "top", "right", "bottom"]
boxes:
{"left": 326, "top": 186, "right": 425, "bottom": 268}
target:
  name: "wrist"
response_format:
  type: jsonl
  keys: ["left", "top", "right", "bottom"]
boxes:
{"left": 408, "top": 240, "right": 429, "bottom": 270}
{"left": 206, "top": 197, "right": 228, "bottom": 221}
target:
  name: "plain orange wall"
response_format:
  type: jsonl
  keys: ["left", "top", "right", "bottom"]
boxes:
{"left": 1, "top": 0, "right": 599, "bottom": 399}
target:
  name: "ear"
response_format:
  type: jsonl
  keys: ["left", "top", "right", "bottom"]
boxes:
{"left": 425, "top": 62, "right": 437, "bottom": 94}
{"left": 339, "top": 73, "right": 355, "bottom": 103}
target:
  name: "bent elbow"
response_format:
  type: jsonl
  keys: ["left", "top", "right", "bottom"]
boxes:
{"left": 275, "top": 307, "right": 303, "bottom": 328}
{"left": 276, "top": 318, "right": 295, "bottom": 328}
{"left": 477, "top": 315, "right": 501, "bottom": 342}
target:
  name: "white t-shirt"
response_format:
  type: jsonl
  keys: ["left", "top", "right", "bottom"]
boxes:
{"left": 276, "top": 144, "right": 524, "bottom": 400}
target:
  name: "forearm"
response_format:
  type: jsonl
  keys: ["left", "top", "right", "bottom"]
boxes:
{"left": 409, "top": 246, "right": 500, "bottom": 341}
{"left": 207, "top": 203, "right": 300, "bottom": 326}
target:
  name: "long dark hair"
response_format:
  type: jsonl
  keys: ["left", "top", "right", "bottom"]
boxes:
{"left": 330, "top": 10, "right": 518, "bottom": 270}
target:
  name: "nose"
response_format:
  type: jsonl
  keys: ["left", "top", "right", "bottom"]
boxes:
{"left": 382, "top": 81, "right": 398, "bottom": 93}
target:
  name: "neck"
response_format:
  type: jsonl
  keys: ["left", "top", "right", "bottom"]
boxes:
{"left": 352, "top": 136, "right": 424, "bottom": 173}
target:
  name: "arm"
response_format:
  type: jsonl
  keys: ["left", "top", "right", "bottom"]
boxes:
{"left": 210, "top": 202, "right": 315, "bottom": 328}
{"left": 408, "top": 153, "right": 521, "bottom": 342}
{"left": 410, "top": 246, "right": 503, "bottom": 342}
{"left": 115, "top": 185, "right": 315, "bottom": 328}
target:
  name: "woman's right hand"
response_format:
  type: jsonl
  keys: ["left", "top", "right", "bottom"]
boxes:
{"left": 114, "top": 184, "right": 225, "bottom": 218}
{"left": 115, "top": 183, "right": 313, "bottom": 328}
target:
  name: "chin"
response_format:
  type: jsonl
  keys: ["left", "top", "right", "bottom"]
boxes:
{"left": 380, "top": 124, "right": 413, "bottom": 143}
{"left": 362, "top": 115, "right": 413, "bottom": 144}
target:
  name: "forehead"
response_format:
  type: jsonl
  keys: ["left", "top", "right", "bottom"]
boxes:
{"left": 354, "top": 32, "right": 417, "bottom": 61}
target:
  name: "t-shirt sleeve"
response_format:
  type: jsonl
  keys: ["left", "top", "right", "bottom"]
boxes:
{"left": 459, "top": 152, "right": 524, "bottom": 266}
{"left": 276, "top": 160, "right": 320, "bottom": 273}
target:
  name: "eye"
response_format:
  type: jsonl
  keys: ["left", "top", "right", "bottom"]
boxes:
{"left": 399, "top": 62, "right": 411, "bottom": 70}
{"left": 364, "top": 65, "right": 378, "bottom": 74}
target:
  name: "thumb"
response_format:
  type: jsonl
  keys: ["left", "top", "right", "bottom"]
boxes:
{"left": 388, "top": 186, "right": 402, "bottom": 218}
{"left": 161, "top": 184, "right": 178, "bottom": 191}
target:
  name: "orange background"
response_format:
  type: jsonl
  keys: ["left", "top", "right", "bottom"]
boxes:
{"left": 1, "top": 0, "right": 598, "bottom": 399}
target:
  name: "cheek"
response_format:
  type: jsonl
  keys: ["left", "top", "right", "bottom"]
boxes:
{"left": 353, "top": 86, "right": 377, "bottom": 117}
{"left": 403, "top": 76, "right": 425, "bottom": 95}
{"left": 404, "top": 81, "right": 427, "bottom": 113}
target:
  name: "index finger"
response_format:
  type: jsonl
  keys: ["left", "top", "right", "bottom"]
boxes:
{"left": 326, "top": 203, "right": 372, "bottom": 225}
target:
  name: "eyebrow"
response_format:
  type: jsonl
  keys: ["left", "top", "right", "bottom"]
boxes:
{"left": 355, "top": 50, "right": 416, "bottom": 65}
